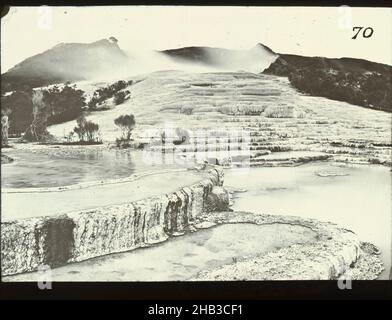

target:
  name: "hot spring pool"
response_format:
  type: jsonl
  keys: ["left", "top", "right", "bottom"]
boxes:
{"left": 225, "top": 162, "right": 392, "bottom": 279}
{"left": 1, "top": 146, "right": 191, "bottom": 188}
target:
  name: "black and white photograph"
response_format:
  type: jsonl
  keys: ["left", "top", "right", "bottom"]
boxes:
{"left": 0, "top": 4, "right": 391, "bottom": 295}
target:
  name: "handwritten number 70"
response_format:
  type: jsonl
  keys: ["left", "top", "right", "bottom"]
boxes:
{"left": 352, "top": 27, "right": 374, "bottom": 39}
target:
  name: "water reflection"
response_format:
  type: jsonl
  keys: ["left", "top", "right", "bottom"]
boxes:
{"left": 1, "top": 148, "right": 186, "bottom": 188}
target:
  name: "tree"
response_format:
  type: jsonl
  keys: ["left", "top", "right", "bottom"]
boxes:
{"left": 44, "top": 84, "right": 85, "bottom": 125}
{"left": 73, "top": 116, "right": 87, "bottom": 141}
{"left": 73, "top": 115, "right": 100, "bottom": 143}
{"left": 1, "top": 85, "right": 85, "bottom": 136}
{"left": 1, "top": 110, "right": 10, "bottom": 147}
{"left": 84, "top": 121, "right": 100, "bottom": 142}
{"left": 114, "top": 114, "right": 135, "bottom": 141}
{"left": 1, "top": 90, "right": 34, "bottom": 134}
{"left": 23, "top": 90, "right": 53, "bottom": 142}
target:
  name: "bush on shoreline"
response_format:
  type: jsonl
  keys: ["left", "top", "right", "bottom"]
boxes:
{"left": 72, "top": 115, "right": 101, "bottom": 143}
{"left": 114, "top": 114, "right": 136, "bottom": 148}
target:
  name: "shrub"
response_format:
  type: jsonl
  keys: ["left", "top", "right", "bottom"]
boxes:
{"left": 84, "top": 121, "right": 100, "bottom": 142}
{"left": 73, "top": 115, "right": 100, "bottom": 142}
{"left": 180, "top": 106, "right": 193, "bottom": 115}
{"left": 264, "top": 105, "right": 295, "bottom": 118}
{"left": 113, "top": 90, "right": 130, "bottom": 105}
{"left": 88, "top": 80, "right": 130, "bottom": 110}
{"left": 218, "top": 105, "right": 266, "bottom": 115}
{"left": 114, "top": 114, "right": 135, "bottom": 141}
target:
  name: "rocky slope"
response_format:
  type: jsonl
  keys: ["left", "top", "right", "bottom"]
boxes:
{"left": 263, "top": 54, "right": 392, "bottom": 112}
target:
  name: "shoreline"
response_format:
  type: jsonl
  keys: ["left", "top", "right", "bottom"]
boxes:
{"left": 2, "top": 167, "right": 192, "bottom": 194}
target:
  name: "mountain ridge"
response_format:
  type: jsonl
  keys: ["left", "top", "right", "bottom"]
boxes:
{"left": 2, "top": 38, "right": 391, "bottom": 113}
{"left": 1, "top": 41, "right": 279, "bottom": 93}
{"left": 1, "top": 38, "right": 129, "bottom": 92}
{"left": 160, "top": 44, "right": 277, "bottom": 72}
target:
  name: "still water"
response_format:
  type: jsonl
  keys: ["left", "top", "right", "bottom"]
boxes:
{"left": 1, "top": 147, "right": 190, "bottom": 188}
{"left": 225, "top": 162, "right": 391, "bottom": 279}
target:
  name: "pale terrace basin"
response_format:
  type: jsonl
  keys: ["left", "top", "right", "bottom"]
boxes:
{"left": 3, "top": 222, "right": 317, "bottom": 281}
{"left": 1, "top": 145, "right": 206, "bottom": 221}
{"left": 2, "top": 169, "right": 208, "bottom": 221}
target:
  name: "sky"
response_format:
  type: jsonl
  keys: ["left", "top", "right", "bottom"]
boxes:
{"left": 1, "top": 6, "right": 392, "bottom": 72}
